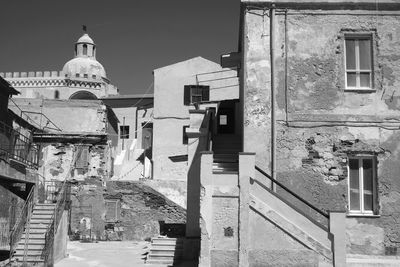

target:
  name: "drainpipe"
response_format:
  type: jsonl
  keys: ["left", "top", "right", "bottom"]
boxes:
{"left": 270, "top": 5, "right": 277, "bottom": 190}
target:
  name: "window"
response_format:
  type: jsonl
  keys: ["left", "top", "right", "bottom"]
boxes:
{"left": 348, "top": 156, "right": 377, "bottom": 215}
{"left": 105, "top": 199, "right": 120, "bottom": 222}
{"left": 83, "top": 44, "right": 88, "bottom": 56}
{"left": 345, "top": 34, "right": 373, "bottom": 90}
{"left": 75, "top": 145, "right": 89, "bottom": 172}
{"left": 54, "top": 90, "right": 60, "bottom": 99}
{"left": 184, "top": 85, "right": 210, "bottom": 105}
{"left": 120, "top": 125, "right": 129, "bottom": 139}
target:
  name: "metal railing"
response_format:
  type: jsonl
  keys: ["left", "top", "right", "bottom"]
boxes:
{"left": 41, "top": 179, "right": 70, "bottom": 262}
{"left": 0, "top": 121, "right": 39, "bottom": 168}
{"left": 254, "top": 165, "right": 329, "bottom": 229}
{"left": 9, "top": 185, "right": 35, "bottom": 262}
{"left": 8, "top": 98, "right": 62, "bottom": 132}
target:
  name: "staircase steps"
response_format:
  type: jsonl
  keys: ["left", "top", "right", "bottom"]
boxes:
{"left": 11, "top": 203, "right": 55, "bottom": 266}
{"left": 146, "top": 237, "right": 184, "bottom": 265}
{"left": 213, "top": 153, "right": 238, "bottom": 173}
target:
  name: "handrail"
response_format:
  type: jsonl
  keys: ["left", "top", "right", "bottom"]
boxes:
{"left": 0, "top": 120, "right": 40, "bottom": 168}
{"left": 9, "top": 185, "right": 35, "bottom": 262}
{"left": 8, "top": 98, "right": 62, "bottom": 132}
{"left": 20, "top": 111, "right": 62, "bottom": 132}
{"left": 255, "top": 165, "right": 329, "bottom": 218}
{"left": 41, "top": 179, "right": 70, "bottom": 262}
{"left": 41, "top": 150, "right": 76, "bottom": 262}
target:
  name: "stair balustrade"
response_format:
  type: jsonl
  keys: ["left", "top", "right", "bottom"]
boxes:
{"left": 254, "top": 165, "right": 329, "bottom": 228}
{"left": 9, "top": 185, "right": 35, "bottom": 262}
{"left": 41, "top": 179, "right": 70, "bottom": 263}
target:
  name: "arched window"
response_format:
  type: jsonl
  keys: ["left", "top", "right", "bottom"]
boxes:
{"left": 83, "top": 44, "right": 88, "bottom": 55}
{"left": 54, "top": 90, "right": 60, "bottom": 99}
{"left": 69, "top": 90, "right": 98, "bottom": 100}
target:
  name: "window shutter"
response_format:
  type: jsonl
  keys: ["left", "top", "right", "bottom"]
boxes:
{"left": 184, "top": 85, "right": 191, "bottom": 105}
{"left": 75, "top": 146, "right": 89, "bottom": 169}
{"left": 202, "top": 86, "right": 210, "bottom": 101}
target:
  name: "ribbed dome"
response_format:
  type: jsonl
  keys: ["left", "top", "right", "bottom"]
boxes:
{"left": 62, "top": 57, "right": 106, "bottom": 79}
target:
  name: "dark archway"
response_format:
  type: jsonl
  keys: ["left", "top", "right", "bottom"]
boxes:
{"left": 69, "top": 91, "right": 98, "bottom": 100}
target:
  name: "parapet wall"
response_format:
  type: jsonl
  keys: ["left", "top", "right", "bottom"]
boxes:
{"left": 0, "top": 71, "right": 65, "bottom": 79}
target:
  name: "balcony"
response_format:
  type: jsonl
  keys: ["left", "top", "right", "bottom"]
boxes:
{"left": 0, "top": 121, "right": 39, "bottom": 169}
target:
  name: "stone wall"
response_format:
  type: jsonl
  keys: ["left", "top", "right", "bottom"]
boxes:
{"left": 106, "top": 181, "right": 186, "bottom": 240}
{"left": 243, "top": 4, "right": 400, "bottom": 257}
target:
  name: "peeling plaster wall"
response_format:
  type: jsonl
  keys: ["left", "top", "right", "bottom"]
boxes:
{"left": 39, "top": 143, "right": 110, "bottom": 182}
{"left": 243, "top": 7, "right": 400, "bottom": 256}
{"left": 10, "top": 98, "right": 108, "bottom": 133}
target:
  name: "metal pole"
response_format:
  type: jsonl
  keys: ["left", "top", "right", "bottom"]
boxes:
{"left": 122, "top": 117, "right": 125, "bottom": 151}
{"left": 270, "top": 5, "right": 277, "bottom": 191}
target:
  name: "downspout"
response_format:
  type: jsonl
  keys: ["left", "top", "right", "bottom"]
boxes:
{"left": 270, "top": 5, "right": 277, "bottom": 190}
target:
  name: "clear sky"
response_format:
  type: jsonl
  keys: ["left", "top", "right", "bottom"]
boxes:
{"left": 0, "top": 0, "right": 240, "bottom": 95}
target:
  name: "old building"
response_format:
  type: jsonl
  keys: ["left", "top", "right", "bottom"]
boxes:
{"left": 0, "top": 77, "right": 39, "bottom": 256}
{"left": 185, "top": 0, "right": 400, "bottom": 266}
{"left": 0, "top": 32, "right": 118, "bottom": 100}
{"left": 0, "top": 77, "right": 70, "bottom": 266}
{"left": 101, "top": 94, "right": 154, "bottom": 181}
{"left": 145, "top": 1, "right": 400, "bottom": 266}
{"left": 151, "top": 56, "right": 239, "bottom": 207}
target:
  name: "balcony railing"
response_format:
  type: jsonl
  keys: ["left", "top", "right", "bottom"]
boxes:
{"left": 0, "top": 121, "right": 39, "bottom": 168}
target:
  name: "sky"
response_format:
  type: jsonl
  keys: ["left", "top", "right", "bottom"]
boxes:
{"left": 0, "top": 0, "right": 240, "bottom": 95}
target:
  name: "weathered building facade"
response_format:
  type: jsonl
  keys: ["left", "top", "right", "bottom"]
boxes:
{"left": 237, "top": 0, "right": 400, "bottom": 265}
{"left": 152, "top": 57, "right": 239, "bottom": 207}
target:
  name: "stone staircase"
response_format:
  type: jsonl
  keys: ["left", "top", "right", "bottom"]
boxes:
{"left": 146, "top": 237, "right": 183, "bottom": 266}
{"left": 212, "top": 134, "right": 241, "bottom": 173}
{"left": 11, "top": 203, "right": 55, "bottom": 266}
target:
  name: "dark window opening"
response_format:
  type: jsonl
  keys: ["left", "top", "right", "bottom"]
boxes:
{"left": 84, "top": 74, "right": 88, "bottom": 78}
{"left": 83, "top": 44, "right": 88, "bottom": 55}
{"left": 120, "top": 125, "right": 129, "bottom": 139}
{"left": 54, "top": 90, "right": 60, "bottom": 99}
{"left": 183, "top": 125, "right": 189, "bottom": 144}
{"left": 76, "top": 73, "right": 80, "bottom": 78}
{"left": 184, "top": 85, "right": 210, "bottom": 105}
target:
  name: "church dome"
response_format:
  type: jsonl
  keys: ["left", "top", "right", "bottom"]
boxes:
{"left": 62, "top": 57, "right": 106, "bottom": 79}
{"left": 62, "top": 33, "right": 107, "bottom": 79}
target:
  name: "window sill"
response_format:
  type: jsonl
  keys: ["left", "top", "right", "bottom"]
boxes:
{"left": 346, "top": 213, "right": 380, "bottom": 218}
{"left": 344, "top": 88, "right": 376, "bottom": 93}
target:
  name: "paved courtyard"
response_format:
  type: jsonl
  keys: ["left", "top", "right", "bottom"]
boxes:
{"left": 55, "top": 241, "right": 153, "bottom": 267}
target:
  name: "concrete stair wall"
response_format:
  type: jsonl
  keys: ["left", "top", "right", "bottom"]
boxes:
{"left": 11, "top": 203, "right": 56, "bottom": 266}
{"left": 146, "top": 237, "right": 183, "bottom": 266}
{"left": 250, "top": 180, "right": 333, "bottom": 261}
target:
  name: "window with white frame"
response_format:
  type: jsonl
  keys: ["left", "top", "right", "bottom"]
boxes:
{"left": 345, "top": 34, "right": 373, "bottom": 90}
{"left": 348, "top": 156, "right": 377, "bottom": 215}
